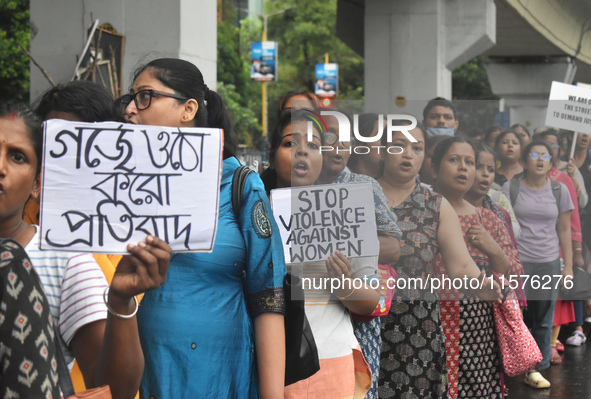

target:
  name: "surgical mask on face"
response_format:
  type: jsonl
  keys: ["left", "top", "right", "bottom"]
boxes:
{"left": 426, "top": 127, "right": 455, "bottom": 137}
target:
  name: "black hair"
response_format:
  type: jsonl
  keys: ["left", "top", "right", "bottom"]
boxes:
{"left": 511, "top": 123, "right": 530, "bottom": 137}
{"left": 379, "top": 119, "right": 427, "bottom": 147}
{"left": 357, "top": 113, "right": 380, "bottom": 139}
{"left": 422, "top": 97, "right": 457, "bottom": 122}
{"left": 424, "top": 132, "right": 446, "bottom": 153}
{"left": 532, "top": 128, "right": 559, "bottom": 143}
{"left": 473, "top": 141, "right": 497, "bottom": 164}
{"left": 521, "top": 140, "right": 553, "bottom": 164}
{"left": 483, "top": 124, "right": 503, "bottom": 145}
{"left": 34, "top": 80, "right": 117, "bottom": 122}
{"left": 0, "top": 101, "right": 43, "bottom": 175}
{"left": 133, "top": 58, "right": 236, "bottom": 159}
{"left": 431, "top": 137, "right": 478, "bottom": 173}
{"left": 261, "top": 109, "right": 324, "bottom": 195}
{"left": 267, "top": 109, "right": 324, "bottom": 167}
{"left": 348, "top": 113, "right": 380, "bottom": 172}
{"left": 494, "top": 128, "right": 522, "bottom": 151}
{"left": 278, "top": 91, "right": 318, "bottom": 112}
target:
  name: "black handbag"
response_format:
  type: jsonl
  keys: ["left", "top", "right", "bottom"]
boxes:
{"left": 283, "top": 273, "right": 320, "bottom": 385}
{"left": 560, "top": 266, "right": 591, "bottom": 300}
{"left": 231, "top": 166, "right": 320, "bottom": 386}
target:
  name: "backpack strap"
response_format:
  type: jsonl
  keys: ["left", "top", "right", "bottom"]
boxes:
{"left": 509, "top": 176, "right": 562, "bottom": 214}
{"left": 509, "top": 178, "right": 520, "bottom": 208}
{"left": 550, "top": 179, "right": 561, "bottom": 212}
{"left": 231, "top": 165, "right": 254, "bottom": 219}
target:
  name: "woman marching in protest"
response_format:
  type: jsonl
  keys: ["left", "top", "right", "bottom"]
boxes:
{"left": 0, "top": 100, "right": 171, "bottom": 399}
{"left": 377, "top": 126, "right": 502, "bottom": 399}
{"left": 120, "top": 58, "right": 287, "bottom": 398}
{"left": 431, "top": 137, "right": 521, "bottom": 398}
{"left": 262, "top": 109, "right": 380, "bottom": 398}
{"left": 315, "top": 110, "right": 402, "bottom": 399}
{"left": 502, "top": 140, "right": 574, "bottom": 388}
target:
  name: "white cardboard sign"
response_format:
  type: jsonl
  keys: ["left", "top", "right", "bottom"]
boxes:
{"left": 545, "top": 81, "right": 591, "bottom": 134}
{"left": 40, "top": 120, "right": 223, "bottom": 253}
{"left": 270, "top": 182, "right": 379, "bottom": 263}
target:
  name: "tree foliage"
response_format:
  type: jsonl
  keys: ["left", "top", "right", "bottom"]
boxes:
{"left": 452, "top": 56, "right": 499, "bottom": 136}
{"left": 217, "top": 0, "right": 364, "bottom": 147}
{"left": 0, "top": 0, "right": 30, "bottom": 102}
{"left": 217, "top": 2, "right": 262, "bottom": 146}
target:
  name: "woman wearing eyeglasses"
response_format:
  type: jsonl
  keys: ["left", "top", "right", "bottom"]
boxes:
{"left": 121, "top": 58, "right": 287, "bottom": 398}
{"left": 502, "top": 140, "right": 574, "bottom": 389}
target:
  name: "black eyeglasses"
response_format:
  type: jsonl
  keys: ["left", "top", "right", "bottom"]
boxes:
{"left": 322, "top": 132, "right": 352, "bottom": 147}
{"left": 117, "top": 89, "right": 188, "bottom": 114}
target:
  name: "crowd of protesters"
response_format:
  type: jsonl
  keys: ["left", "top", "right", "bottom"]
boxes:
{"left": 1, "top": 58, "right": 590, "bottom": 399}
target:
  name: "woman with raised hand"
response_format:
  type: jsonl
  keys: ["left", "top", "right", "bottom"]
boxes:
{"left": 377, "top": 127, "right": 502, "bottom": 399}
{"left": 502, "top": 140, "right": 574, "bottom": 389}
{"left": 121, "top": 58, "right": 286, "bottom": 398}
{"left": 0, "top": 100, "right": 171, "bottom": 399}
{"left": 262, "top": 110, "right": 380, "bottom": 398}
{"left": 465, "top": 142, "right": 522, "bottom": 264}
{"left": 464, "top": 142, "right": 525, "bottom": 312}
{"left": 431, "top": 137, "right": 520, "bottom": 399}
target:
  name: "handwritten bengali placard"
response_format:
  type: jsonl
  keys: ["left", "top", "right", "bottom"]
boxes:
{"left": 270, "top": 182, "right": 379, "bottom": 263}
{"left": 40, "top": 120, "right": 223, "bottom": 253}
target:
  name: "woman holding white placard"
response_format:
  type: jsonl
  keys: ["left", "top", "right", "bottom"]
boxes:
{"left": 262, "top": 109, "right": 380, "bottom": 398}
{"left": 0, "top": 100, "right": 171, "bottom": 399}
{"left": 118, "top": 58, "right": 287, "bottom": 398}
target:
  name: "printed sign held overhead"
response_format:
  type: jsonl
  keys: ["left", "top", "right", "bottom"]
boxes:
{"left": 270, "top": 182, "right": 379, "bottom": 263}
{"left": 40, "top": 120, "right": 223, "bottom": 253}
{"left": 545, "top": 81, "right": 591, "bottom": 134}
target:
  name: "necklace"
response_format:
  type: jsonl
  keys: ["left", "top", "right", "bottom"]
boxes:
{"left": 2, "top": 220, "right": 25, "bottom": 240}
{"left": 383, "top": 180, "right": 416, "bottom": 208}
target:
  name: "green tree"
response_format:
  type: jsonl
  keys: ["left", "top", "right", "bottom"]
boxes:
{"left": 452, "top": 56, "right": 499, "bottom": 136}
{"left": 261, "top": 0, "right": 364, "bottom": 112}
{"left": 218, "top": 2, "right": 262, "bottom": 146}
{"left": 0, "top": 0, "right": 30, "bottom": 102}
{"left": 230, "top": 0, "right": 364, "bottom": 144}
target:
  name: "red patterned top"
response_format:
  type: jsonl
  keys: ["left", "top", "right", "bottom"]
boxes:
{"left": 434, "top": 207, "right": 522, "bottom": 399}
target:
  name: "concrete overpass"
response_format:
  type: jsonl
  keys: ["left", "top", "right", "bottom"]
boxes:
{"left": 336, "top": 0, "right": 591, "bottom": 129}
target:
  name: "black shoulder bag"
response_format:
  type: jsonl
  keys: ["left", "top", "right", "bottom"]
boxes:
{"left": 231, "top": 166, "right": 320, "bottom": 386}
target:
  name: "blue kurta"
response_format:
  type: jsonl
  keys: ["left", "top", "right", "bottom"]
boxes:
{"left": 137, "top": 157, "right": 286, "bottom": 398}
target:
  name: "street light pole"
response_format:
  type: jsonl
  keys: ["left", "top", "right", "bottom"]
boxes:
{"left": 260, "top": 7, "right": 295, "bottom": 138}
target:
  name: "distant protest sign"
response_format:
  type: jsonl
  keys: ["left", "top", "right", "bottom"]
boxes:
{"left": 270, "top": 182, "right": 378, "bottom": 263}
{"left": 40, "top": 120, "right": 223, "bottom": 253}
{"left": 545, "top": 81, "right": 591, "bottom": 134}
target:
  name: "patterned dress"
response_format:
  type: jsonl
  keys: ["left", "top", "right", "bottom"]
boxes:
{"left": 379, "top": 183, "right": 448, "bottom": 399}
{"left": 0, "top": 239, "right": 60, "bottom": 399}
{"left": 137, "top": 157, "right": 286, "bottom": 398}
{"left": 335, "top": 167, "right": 402, "bottom": 399}
{"left": 435, "top": 208, "right": 520, "bottom": 399}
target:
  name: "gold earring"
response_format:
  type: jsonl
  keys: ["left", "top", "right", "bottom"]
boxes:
{"left": 183, "top": 114, "right": 189, "bottom": 121}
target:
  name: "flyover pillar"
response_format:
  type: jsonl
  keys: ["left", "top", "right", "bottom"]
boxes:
{"left": 484, "top": 57, "right": 577, "bottom": 131}
{"left": 364, "top": 0, "right": 496, "bottom": 114}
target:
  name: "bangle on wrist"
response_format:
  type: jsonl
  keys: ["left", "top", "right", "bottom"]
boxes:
{"left": 336, "top": 287, "right": 356, "bottom": 300}
{"left": 103, "top": 287, "right": 138, "bottom": 319}
{"left": 574, "top": 248, "right": 582, "bottom": 251}
{"left": 494, "top": 252, "right": 507, "bottom": 265}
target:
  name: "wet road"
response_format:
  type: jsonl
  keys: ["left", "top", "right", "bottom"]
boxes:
{"left": 505, "top": 328, "right": 591, "bottom": 399}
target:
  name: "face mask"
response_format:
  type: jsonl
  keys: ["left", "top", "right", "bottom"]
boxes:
{"left": 426, "top": 127, "right": 455, "bottom": 137}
